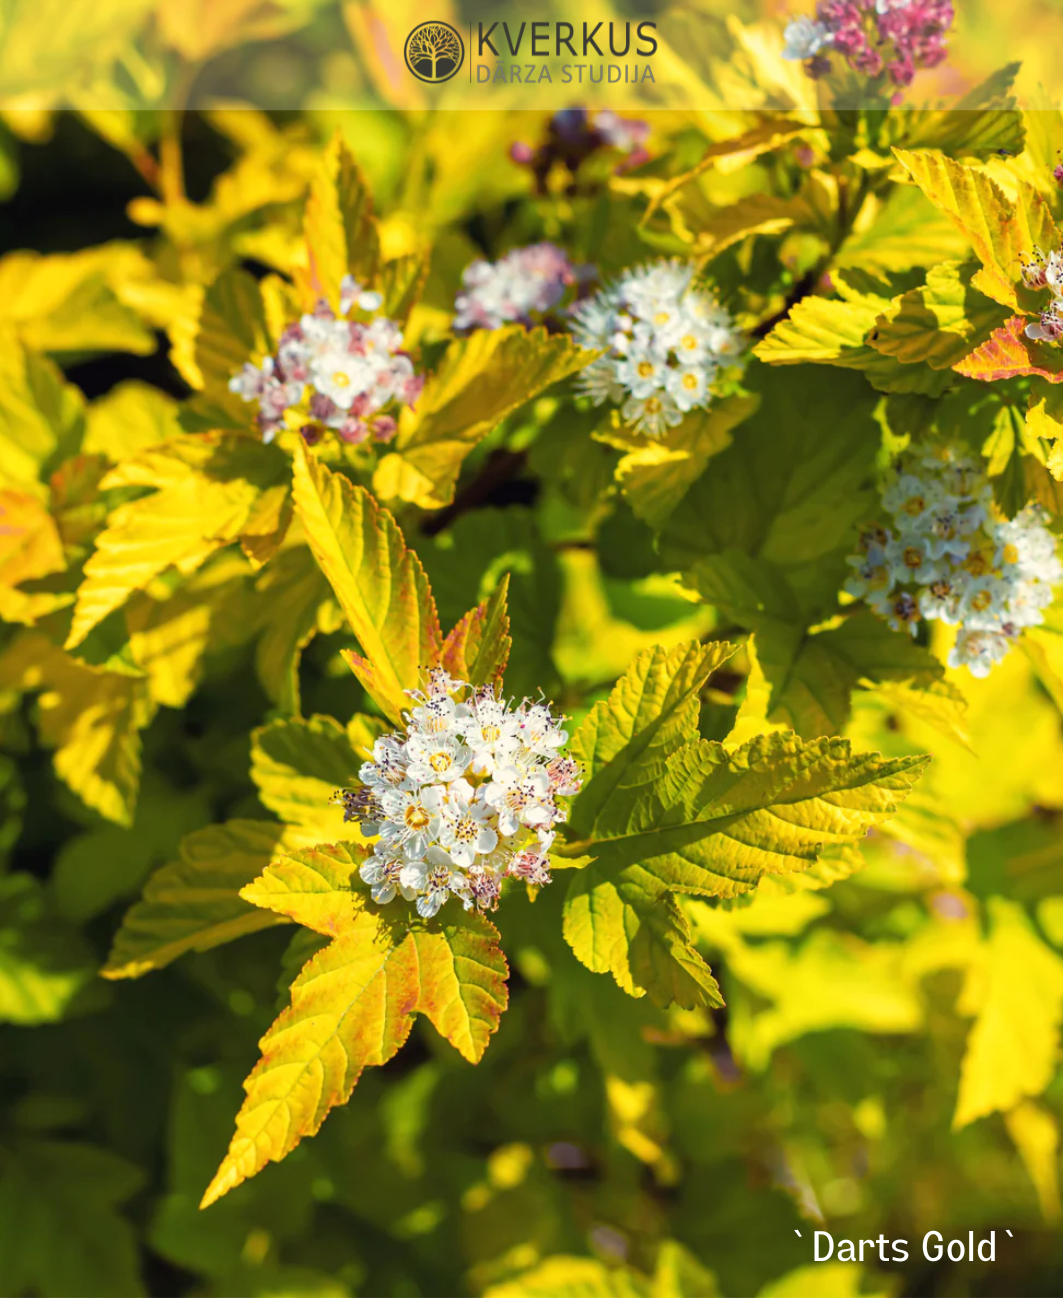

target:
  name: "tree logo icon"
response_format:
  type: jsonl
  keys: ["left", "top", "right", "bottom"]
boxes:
{"left": 404, "top": 21, "right": 465, "bottom": 83}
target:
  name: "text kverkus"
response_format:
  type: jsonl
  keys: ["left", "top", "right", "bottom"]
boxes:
{"left": 813, "top": 1230, "right": 1002, "bottom": 1262}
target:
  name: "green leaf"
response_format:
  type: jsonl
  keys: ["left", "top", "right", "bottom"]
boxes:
{"left": 292, "top": 444, "right": 441, "bottom": 723}
{"left": 835, "top": 183, "right": 972, "bottom": 275}
{"left": 614, "top": 395, "right": 758, "bottom": 528}
{"left": 439, "top": 573, "right": 512, "bottom": 688}
{"left": 563, "top": 863, "right": 724, "bottom": 1010}
{"left": 202, "top": 842, "right": 508, "bottom": 1205}
{"left": 101, "top": 820, "right": 326, "bottom": 979}
{"left": 420, "top": 506, "right": 561, "bottom": 698}
{"left": 0, "top": 875, "right": 95, "bottom": 1024}
{"left": 374, "top": 326, "right": 597, "bottom": 509}
{"left": 754, "top": 285, "right": 952, "bottom": 396}
{"left": 892, "top": 148, "right": 1058, "bottom": 310}
{"left": 0, "top": 1137, "right": 145, "bottom": 1297}
{"left": 564, "top": 733, "right": 927, "bottom": 894}
{"left": 867, "top": 261, "right": 1006, "bottom": 370}
{"left": 252, "top": 543, "right": 334, "bottom": 715}
{"left": 657, "top": 364, "right": 878, "bottom": 619}
{"left": 250, "top": 713, "right": 383, "bottom": 835}
{"left": 568, "top": 640, "right": 736, "bottom": 840}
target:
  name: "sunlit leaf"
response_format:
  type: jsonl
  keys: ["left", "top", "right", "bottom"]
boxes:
{"left": 374, "top": 326, "right": 597, "bottom": 509}
{"left": 292, "top": 444, "right": 440, "bottom": 723}
{"left": 201, "top": 842, "right": 508, "bottom": 1204}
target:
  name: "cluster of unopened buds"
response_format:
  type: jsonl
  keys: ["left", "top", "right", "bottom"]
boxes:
{"left": 845, "top": 445, "right": 1062, "bottom": 677}
{"left": 782, "top": 0, "right": 953, "bottom": 88}
{"left": 571, "top": 259, "right": 744, "bottom": 437}
{"left": 229, "top": 274, "right": 423, "bottom": 445}
{"left": 1021, "top": 249, "right": 1063, "bottom": 343}
{"left": 332, "top": 669, "right": 582, "bottom": 918}
{"left": 453, "top": 243, "right": 591, "bottom": 332}
{"left": 510, "top": 108, "right": 650, "bottom": 194}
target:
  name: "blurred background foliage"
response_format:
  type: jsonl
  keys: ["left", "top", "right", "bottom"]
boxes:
{"left": 3, "top": 6, "right": 1063, "bottom": 1295}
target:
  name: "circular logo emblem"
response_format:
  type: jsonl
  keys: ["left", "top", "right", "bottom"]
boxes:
{"left": 404, "top": 21, "right": 465, "bottom": 83}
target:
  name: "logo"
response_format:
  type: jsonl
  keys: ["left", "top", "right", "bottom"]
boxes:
{"left": 404, "top": 21, "right": 465, "bottom": 83}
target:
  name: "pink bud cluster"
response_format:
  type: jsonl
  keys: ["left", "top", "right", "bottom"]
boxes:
{"left": 229, "top": 275, "right": 424, "bottom": 446}
{"left": 782, "top": 0, "right": 953, "bottom": 89}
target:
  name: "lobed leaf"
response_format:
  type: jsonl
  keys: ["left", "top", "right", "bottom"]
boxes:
{"left": 569, "top": 640, "right": 736, "bottom": 840}
{"left": 101, "top": 821, "right": 325, "bottom": 979}
{"left": 202, "top": 854, "right": 508, "bottom": 1205}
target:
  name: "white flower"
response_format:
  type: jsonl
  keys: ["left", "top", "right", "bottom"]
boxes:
{"left": 849, "top": 445, "right": 1062, "bottom": 676}
{"left": 435, "top": 780, "right": 499, "bottom": 869}
{"left": 360, "top": 850, "right": 418, "bottom": 905}
{"left": 572, "top": 260, "right": 743, "bottom": 436}
{"left": 781, "top": 16, "right": 832, "bottom": 61}
{"left": 378, "top": 786, "right": 441, "bottom": 860}
{"left": 335, "top": 676, "right": 581, "bottom": 916}
{"left": 405, "top": 734, "right": 471, "bottom": 785}
{"left": 483, "top": 765, "right": 554, "bottom": 836}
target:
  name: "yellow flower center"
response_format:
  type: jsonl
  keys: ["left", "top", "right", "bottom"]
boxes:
{"left": 903, "top": 496, "right": 925, "bottom": 515}
{"left": 681, "top": 334, "right": 698, "bottom": 350}
{"left": 971, "top": 591, "right": 992, "bottom": 612}
{"left": 637, "top": 361, "right": 655, "bottom": 378}
{"left": 653, "top": 310, "right": 670, "bottom": 325}
{"left": 332, "top": 372, "right": 351, "bottom": 387}
{"left": 481, "top": 725, "right": 501, "bottom": 743}
{"left": 1003, "top": 543, "right": 1019, "bottom": 564}
{"left": 404, "top": 805, "right": 430, "bottom": 831}
{"left": 681, "top": 373, "right": 699, "bottom": 391}
{"left": 903, "top": 547, "right": 922, "bottom": 569}
{"left": 429, "top": 752, "right": 451, "bottom": 773}
{"left": 644, "top": 398, "right": 662, "bottom": 414}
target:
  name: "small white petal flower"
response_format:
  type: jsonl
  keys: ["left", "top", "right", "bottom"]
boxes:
{"left": 781, "top": 16, "right": 832, "bottom": 61}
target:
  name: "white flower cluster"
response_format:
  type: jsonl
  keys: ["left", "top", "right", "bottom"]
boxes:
{"left": 846, "top": 445, "right": 1062, "bottom": 677}
{"left": 454, "top": 243, "right": 581, "bottom": 332}
{"left": 571, "top": 260, "right": 743, "bottom": 437}
{"left": 1021, "top": 249, "right": 1063, "bottom": 343}
{"left": 333, "top": 669, "right": 582, "bottom": 918}
{"left": 229, "top": 275, "right": 424, "bottom": 445}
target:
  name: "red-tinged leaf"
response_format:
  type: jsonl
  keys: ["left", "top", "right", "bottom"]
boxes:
{"left": 440, "top": 574, "right": 512, "bottom": 689}
{"left": 953, "top": 315, "right": 1063, "bottom": 384}
{"left": 202, "top": 853, "right": 508, "bottom": 1206}
{"left": 291, "top": 443, "right": 442, "bottom": 723}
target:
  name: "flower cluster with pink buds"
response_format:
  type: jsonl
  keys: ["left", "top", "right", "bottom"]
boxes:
{"left": 454, "top": 243, "right": 588, "bottom": 333}
{"left": 782, "top": 0, "right": 953, "bottom": 89}
{"left": 331, "top": 669, "right": 581, "bottom": 918}
{"left": 510, "top": 108, "right": 650, "bottom": 195}
{"left": 1021, "top": 249, "right": 1063, "bottom": 344}
{"left": 229, "top": 275, "right": 424, "bottom": 446}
